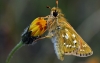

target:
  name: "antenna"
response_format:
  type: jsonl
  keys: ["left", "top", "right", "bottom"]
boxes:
{"left": 46, "top": 6, "right": 51, "bottom": 9}
{"left": 56, "top": 0, "right": 58, "bottom": 8}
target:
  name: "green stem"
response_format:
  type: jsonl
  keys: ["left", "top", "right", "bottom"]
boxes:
{"left": 6, "top": 41, "right": 24, "bottom": 63}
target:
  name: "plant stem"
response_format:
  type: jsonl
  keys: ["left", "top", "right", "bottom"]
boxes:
{"left": 6, "top": 41, "right": 24, "bottom": 63}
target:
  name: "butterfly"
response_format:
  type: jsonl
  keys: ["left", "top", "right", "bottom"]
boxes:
{"left": 43, "top": 0, "right": 93, "bottom": 61}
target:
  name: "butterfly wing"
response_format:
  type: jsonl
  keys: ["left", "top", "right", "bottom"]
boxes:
{"left": 58, "top": 17, "right": 93, "bottom": 57}
{"left": 50, "top": 17, "right": 93, "bottom": 60}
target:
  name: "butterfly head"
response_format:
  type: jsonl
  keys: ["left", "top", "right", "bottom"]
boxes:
{"left": 50, "top": 7, "right": 64, "bottom": 17}
{"left": 51, "top": 7, "right": 59, "bottom": 17}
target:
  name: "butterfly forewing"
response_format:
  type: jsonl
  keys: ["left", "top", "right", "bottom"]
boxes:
{"left": 62, "top": 19, "right": 93, "bottom": 57}
{"left": 66, "top": 27, "right": 93, "bottom": 57}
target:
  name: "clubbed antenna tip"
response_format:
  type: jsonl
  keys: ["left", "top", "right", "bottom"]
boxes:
{"left": 46, "top": 6, "right": 51, "bottom": 9}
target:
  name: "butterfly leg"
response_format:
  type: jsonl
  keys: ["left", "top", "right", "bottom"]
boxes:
{"left": 33, "top": 33, "right": 54, "bottom": 42}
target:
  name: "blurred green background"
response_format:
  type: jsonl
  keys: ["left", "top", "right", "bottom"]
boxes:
{"left": 0, "top": 0, "right": 100, "bottom": 63}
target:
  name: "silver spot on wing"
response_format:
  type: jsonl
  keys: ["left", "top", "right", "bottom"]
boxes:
{"left": 65, "top": 33, "right": 69, "bottom": 39}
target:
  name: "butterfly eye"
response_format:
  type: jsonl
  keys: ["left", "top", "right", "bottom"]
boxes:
{"left": 53, "top": 10, "right": 58, "bottom": 17}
